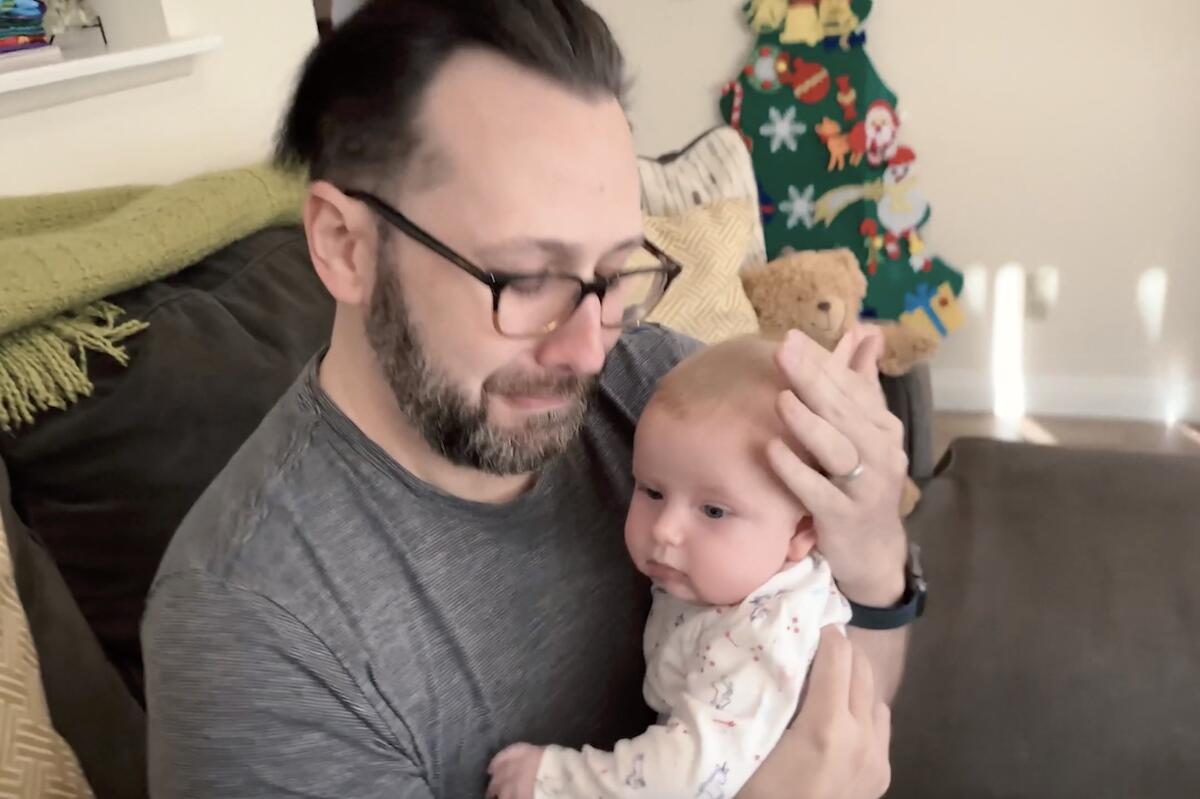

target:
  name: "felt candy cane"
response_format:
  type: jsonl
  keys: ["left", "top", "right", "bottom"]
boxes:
{"left": 723, "top": 80, "right": 753, "bottom": 152}
{"left": 836, "top": 75, "right": 858, "bottom": 121}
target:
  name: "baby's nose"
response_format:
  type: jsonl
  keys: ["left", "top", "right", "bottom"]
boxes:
{"left": 652, "top": 514, "right": 684, "bottom": 546}
{"left": 817, "top": 301, "right": 832, "bottom": 312}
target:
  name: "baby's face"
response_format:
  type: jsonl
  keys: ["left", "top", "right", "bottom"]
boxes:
{"left": 625, "top": 403, "right": 813, "bottom": 606}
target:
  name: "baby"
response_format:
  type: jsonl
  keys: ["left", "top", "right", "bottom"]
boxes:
{"left": 487, "top": 335, "right": 850, "bottom": 799}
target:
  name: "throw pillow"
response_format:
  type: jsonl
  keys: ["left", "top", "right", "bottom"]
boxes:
{"left": 1, "top": 510, "right": 94, "bottom": 798}
{"left": 638, "top": 126, "right": 766, "bottom": 268}
{"left": 643, "top": 199, "right": 762, "bottom": 344}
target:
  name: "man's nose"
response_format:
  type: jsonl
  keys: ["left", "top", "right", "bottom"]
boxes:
{"left": 537, "top": 295, "right": 607, "bottom": 376}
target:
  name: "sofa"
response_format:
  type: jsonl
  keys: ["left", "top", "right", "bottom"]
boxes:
{"left": 0, "top": 205, "right": 933, "bottom": 797}
{"left": 3, "top": 132, "right": 1198, "bottom": 798}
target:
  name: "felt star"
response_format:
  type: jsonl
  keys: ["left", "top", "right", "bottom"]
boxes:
{"left": 759, "top": 106, "right": 807, "bottom": 154}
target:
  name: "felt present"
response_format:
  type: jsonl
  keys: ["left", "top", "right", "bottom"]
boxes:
{"left": 899, "top": 281, "right": 962, "bottom": 339}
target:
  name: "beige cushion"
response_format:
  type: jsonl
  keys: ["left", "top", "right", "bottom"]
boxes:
{"left": 0, "top": 516, "right": 93, "bottom": 798}
{"left": 643, "top": 199, "right": 762, "bottom": 344}
{"left": 638, "top": 126, "right": 766, "bottom": 269}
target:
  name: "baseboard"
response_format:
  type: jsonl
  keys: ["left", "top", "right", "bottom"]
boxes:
{"left": 931, "top": 368, "right": 1200, "bottom": 423}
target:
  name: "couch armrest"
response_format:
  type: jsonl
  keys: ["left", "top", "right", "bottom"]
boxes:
{"left": 880, "top": 363, "right": 935, "bottom": 482}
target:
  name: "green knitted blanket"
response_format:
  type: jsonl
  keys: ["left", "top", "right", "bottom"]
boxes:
{"left": 0, "top": 166, "right": 306, "bottom": 432}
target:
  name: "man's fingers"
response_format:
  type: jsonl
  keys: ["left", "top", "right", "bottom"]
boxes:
{"left": 799, "top": 627, "right": 854, "bottom": 723}
{"left": 873, "top": 703, "right": 894, "bottom": 796}
{"left": 777, "top": 334, "right": 896, "bottom": 453}
{"left": 875, "top": 702, "right": 892, "bottom": 748}
{"left": 848, "top": 643, "right": 877, "bottom": 721}
{"left": 776, "top": 390, "right": 860, "bottom": 479}
{"left": 849, "top": 326, "right": 885, "bottom": 384}
{"left": 767, "top": 437, "right": 853, "bottom": 518}
{"left": 832, "top": 323, "right": 866, "bottom": 366}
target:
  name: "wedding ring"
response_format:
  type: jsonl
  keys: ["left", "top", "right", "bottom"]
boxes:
{"left": 833, "top": 459, "right": 866, "bottom": 486}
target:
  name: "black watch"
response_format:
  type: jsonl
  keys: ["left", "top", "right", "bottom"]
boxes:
{"left": 847, "top": 543, "right": 927, "bottom": 630}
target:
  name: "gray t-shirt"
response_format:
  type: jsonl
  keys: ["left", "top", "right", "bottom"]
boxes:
{"left": 142, "top": 325, "right": 698, "bottom": 798}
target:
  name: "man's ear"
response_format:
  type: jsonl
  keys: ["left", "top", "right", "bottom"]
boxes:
{"left": 305, "top": 180, "right": 380, "bottom": 306}
{"left": 787, "top": 514, "right": 817, "bottom": 562}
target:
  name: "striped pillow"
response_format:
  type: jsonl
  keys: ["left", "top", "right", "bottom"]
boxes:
{"left": 1, "top": 516, "right": 93, "bottom": 797}
{"left": 643, "top": 199, "right": 761, "bottom": 344}
{"left": 638, "top": 126, "right": 766, "bottom": 269}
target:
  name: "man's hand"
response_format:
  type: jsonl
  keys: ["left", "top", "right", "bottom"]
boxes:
{"left": 739, "top": 629, "right": 892, "bottom": 799}
{"left": 767, "top": 328, "right": 909, "bottom": 607}
{"left": 487, "top": 742, "right": 544, "bottom": 799}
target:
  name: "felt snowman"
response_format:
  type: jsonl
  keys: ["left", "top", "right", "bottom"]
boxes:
{"left": 876, "top": 147, "right": 932, "bottom": 272}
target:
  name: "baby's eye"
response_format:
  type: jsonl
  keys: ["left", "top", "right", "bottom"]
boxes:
{"left": 639, "top": 483, "right": 664, "bottom": 501}
{"left": 701, "top": 505, "right": 727, "bottom": 520}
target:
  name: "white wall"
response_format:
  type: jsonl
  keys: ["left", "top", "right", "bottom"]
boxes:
{"left": 592, "top": 0, "right": 1199, "bottom": 422}
{"left": 0, "top": 0, "right": 317, "bottom": 195}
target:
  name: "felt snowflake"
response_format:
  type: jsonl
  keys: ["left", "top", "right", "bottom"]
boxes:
{"left": 759, "top": 106, "right": 807, "bottom": 154}
{"left": 780, "top": 184, "right": 816, "bottom": 230}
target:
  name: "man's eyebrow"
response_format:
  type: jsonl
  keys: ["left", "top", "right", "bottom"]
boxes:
{"left": 476, "top": 235, "right": 646, "bottom": 262}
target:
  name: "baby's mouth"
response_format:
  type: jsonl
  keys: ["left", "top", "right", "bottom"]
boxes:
{"left": 644, "top": 560, "right": 686, "bottom": 584}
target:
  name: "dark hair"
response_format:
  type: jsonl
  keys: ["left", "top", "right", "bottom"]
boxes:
{"left": 275, "top": 0, "right": 627, "bottom": 189}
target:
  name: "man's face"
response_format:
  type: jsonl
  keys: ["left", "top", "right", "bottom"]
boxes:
{"left": 366, "top": 49, "right": 643, "bottom": 474}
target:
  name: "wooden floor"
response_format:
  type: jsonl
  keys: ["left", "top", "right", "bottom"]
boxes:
{"left": 933, "top": 413, "right": 1200, "bottom": 460}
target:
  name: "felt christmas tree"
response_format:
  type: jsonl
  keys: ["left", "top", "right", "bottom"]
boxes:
{"left": 721, "top": 0, "right": 964, "bottom": 335}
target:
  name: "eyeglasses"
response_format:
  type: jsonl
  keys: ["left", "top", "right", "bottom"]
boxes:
{"left": 342, "top": 189, "right": 683, "bottom": 338}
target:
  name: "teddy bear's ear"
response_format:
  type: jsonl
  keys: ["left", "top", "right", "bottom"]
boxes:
{"left": 740, "top": 265, "right": 770, "bottom": 314}
{"left": 836, "top": 248, "right": 868, "bottom": 298}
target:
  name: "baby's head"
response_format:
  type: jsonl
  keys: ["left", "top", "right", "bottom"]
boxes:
{"left": 625, "top": 335, "right": 817, "bottom": 605}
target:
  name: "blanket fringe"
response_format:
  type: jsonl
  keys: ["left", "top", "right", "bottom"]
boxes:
{"left": 0, "top": 303, "right": 148, "bottom": 432}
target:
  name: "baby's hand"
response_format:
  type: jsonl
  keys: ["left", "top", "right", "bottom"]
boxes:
{"left": 486, "top": 742, "right": 545, "bottom": 799}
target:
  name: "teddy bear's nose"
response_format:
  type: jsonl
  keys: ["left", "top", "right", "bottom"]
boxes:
{"left": 817, "top": 301, "right": 832, "bottom": 312}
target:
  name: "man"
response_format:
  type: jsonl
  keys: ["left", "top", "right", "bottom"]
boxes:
{"left": 143, "top": 1, "right": 913, "bottom": 796}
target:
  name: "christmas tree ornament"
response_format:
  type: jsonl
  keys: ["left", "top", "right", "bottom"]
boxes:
{"left": 815, "top": 118, "right": 864, "bottom": 171}
{"left": 836, "top": 75, "right": 858, "bottom": 120}
{"left": 746, "top": 0, "right": 789, "bottom": 33}
{"left": 779, "top": 184, "right": 817, "bottom": 230}
{"left": 818, "top": 0, "right": 862, "bottom": 49}
{"left": 859, "top": 219, "right": 884, "bottom": 275}
{"left": 854, "top": 99, "right": 901, "bottom": 166}
{"left": 780, "top": 0, "right": 823, "bottom": 46}
{"left": 876, "top": 146, "right": 927, "bottom": 246}
{"left": 759, "top": 183, "right": 777, "bottom": 226}
{"left": 759, "top": 105, "right": 808, "bottom": 153}
{"left": 742, "top": 44, "right": 785, "bottom": 93}
{"left": 722, "top": 80, "right": 754, "bottom": 151}
{"left": 900, "top": 282, "right": 963, "bottom": 338}
{"left": 775, "top": 54, "right": 831, "bottom": 104}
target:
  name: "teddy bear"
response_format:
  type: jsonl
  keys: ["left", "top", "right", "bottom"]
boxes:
{"left": 741, "top": 247, "right": 937, "bottom": 516}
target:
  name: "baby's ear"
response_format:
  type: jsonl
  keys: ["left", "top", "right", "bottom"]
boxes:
{"left": 788, "top": 515, "right": 817, "bottom": 561}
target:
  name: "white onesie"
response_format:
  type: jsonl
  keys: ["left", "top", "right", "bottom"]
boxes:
{"left": 534, "top": 555, "right": 851, "bottom": 799}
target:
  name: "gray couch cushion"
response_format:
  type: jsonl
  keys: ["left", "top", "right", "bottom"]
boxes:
{"left": 1, "top": 454, "right": 147, "bottom": 799}
{"left": 0, "top": 226, "right": 333, "bottom": 700}
{"left": 892, "top": 437, "right": 1200, "bottom": 798}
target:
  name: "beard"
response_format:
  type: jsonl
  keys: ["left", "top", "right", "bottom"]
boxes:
{"left": 365, "top": 254, "right": 597, "bottom": 476}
